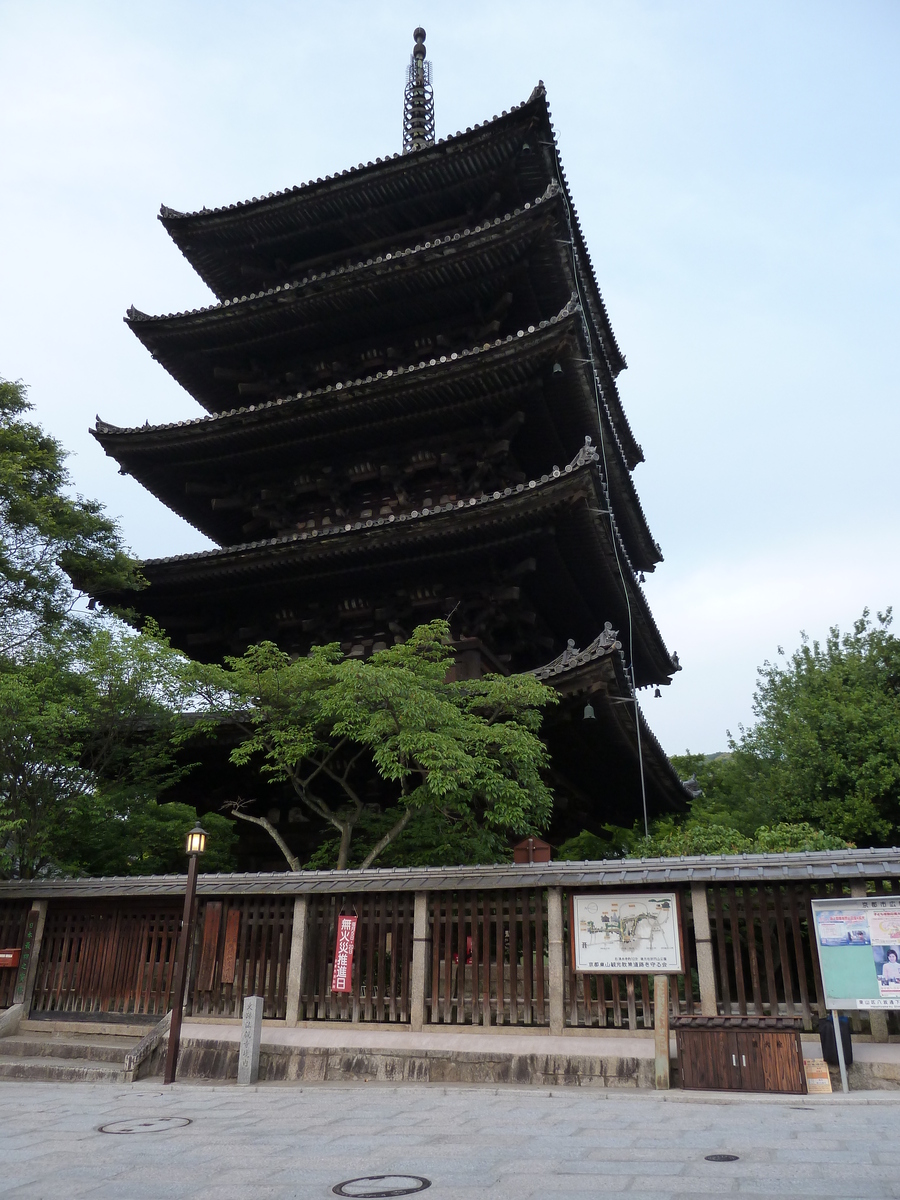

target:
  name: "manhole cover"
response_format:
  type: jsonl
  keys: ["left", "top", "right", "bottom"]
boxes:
{"left": 99, "top": 1117, "right": 192, "bottom": 1134}
{"left": 332, "top": 1177, "right": 431, "bottom": 1198}
{"left": 704, "top": 1154, "right": 739, "bottom": 1163}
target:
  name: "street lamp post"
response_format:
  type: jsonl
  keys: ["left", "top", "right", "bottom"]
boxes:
{"left": 163, "top": 822, "right": 207, "bottom": 1085}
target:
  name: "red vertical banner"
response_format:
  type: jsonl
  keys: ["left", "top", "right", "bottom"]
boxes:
{"left": 331, "top": 914, "right": 358, "bottom": 994}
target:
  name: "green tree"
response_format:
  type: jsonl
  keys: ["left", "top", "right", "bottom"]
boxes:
{"left": 645, "top": 609, "right": 900, "bottom": 854}
{"left": 729, "top": 610, "right": 900, "bottom": 844}
{"left": 0, "top": 377, "right": 138, "bottom": 655}
{"left": 557, "top": 819, "right": 849, "bottom": 861}
{"left": 0, "top": 620, "right": 235, "bottom": 878}
{"left": 196, "top": 619, "right": 557, "bottom": 870}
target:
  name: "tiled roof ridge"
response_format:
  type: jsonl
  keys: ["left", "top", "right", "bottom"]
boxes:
{"left": 157, "top": 84, "right": 548, "bottom": 225}
{"left": 128, "top": 182, "right": 562, "bottom": 327}
{"left": 563, "top": 312, "right": 658, "bottom": 558}
{"left": 527, "top": 621, "right": 622, "bottom": 679}
{"left": 2, "top": 845, "right": 898, "bottom": 895}
{"left": 96, "top": 300, "right": 578, "bottom": 438}
{"left": 140, "top": 435, "right": 602, "bottom": 567}
{"left": 538, "top": 90, "right": 626, "bottom": 377}
{"left": 132, "top": 436, "right": 675, "bottom": 675}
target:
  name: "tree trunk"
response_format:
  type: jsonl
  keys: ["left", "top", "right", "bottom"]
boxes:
{"left": 359, "top": 807, "right": 413, "bottom": 870}
{"left": 336, "top": 822, "right": 353, "bottom": 871}
{"left": 227, "top": 809, "right": 301, "bottom": 872}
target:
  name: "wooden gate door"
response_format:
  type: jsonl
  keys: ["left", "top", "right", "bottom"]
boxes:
{"left": 31, "top": 901, "right": 181, "bottom": 1018}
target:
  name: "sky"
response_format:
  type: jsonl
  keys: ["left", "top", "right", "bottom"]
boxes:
{"left": 1, "top": 0, "right": 898, "bottom": 754}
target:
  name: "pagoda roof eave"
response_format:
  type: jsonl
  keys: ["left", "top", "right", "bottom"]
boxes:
{"left": 95, "top": 307, "right": 577, "bottom": 447}
{"left": 156, "top": 84, "right": 629, "bottom": 381}
{"left": 97, "top": 305, "right": 661, "bottom": 573}
{"left": 128, "top": 192, "right": 567, "bottom": 413}
{"left": 97, "top": 450, "right": 677, "bottom": 686}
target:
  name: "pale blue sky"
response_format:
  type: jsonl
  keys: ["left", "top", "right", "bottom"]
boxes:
{"left": 1, "top": 0, "right": 898, "bottom": 753}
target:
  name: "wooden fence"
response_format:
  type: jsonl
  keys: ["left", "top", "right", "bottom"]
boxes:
{"left": 29, "top": 901, "right": 180, "bottom": 1017}
{"left": 189, "top": 895, "right": 294, "bottom": 1021}
{"left": 300, "top": 893, "right": 414, "bottom": 1022}
{"left": 3, "top": 862, "right": 899, "bottom": 1036}
{"left": 0, "top": 900, "right": 30, "bottom": 1008}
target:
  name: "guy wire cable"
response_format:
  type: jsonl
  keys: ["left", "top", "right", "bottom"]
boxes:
{"left": 546, "top": 136, "right": 650, "bottom": 838}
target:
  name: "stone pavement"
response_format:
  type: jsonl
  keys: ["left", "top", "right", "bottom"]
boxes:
{"left": 2, "top": 1080, "right": 900, "bottom": 1200}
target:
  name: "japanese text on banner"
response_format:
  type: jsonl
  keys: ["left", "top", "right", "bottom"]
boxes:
{"left": 331, "top": 915, "right": 358, "bottom": 994}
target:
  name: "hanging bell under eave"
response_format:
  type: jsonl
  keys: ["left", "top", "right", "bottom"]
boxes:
{"left": 583, "top": 702, "right": 596, "bottom": 720}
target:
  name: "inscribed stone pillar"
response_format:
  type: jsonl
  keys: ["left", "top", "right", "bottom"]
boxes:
{"left": 284, "top": 896, "right": 309, "bottom": 1027}
{"left": 690, "top": 882, "right": 718, "bottom": 1016}
{"left": 410, "top": 891, "right": 429, "bottom": 1033}
{"left": 548, "top": 888, "right": 564, "bottom": 1036}
{"left": 237, "top": 994, "right": 264, "bottom": 1085}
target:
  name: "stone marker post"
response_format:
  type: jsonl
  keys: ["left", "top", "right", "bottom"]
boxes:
{"left": 654, "top": 974, "right": 670, "bottom": 1090}
{"left": 237, "top": 995, "right": 264, "bottom": 1085}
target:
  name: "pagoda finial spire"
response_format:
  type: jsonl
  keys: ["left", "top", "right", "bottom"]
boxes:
{"left": 402, "top": 27, "right": 435, "bottom": 153}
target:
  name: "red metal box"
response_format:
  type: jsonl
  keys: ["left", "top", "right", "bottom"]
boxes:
{"left": 0, "top": 948, "right": 21, "bottom": 969}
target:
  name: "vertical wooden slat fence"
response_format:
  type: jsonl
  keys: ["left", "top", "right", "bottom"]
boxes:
{"left": 0, "top": 900, "right": 30, "bottom": 1008}
{"left": 188, "top": 895, "right": 293, "bottom": 1020}
{"left": 704, "top": 879, "right": 900, "bottom": 1032}
{"left": 426, "top": 889, "right": 548, "bottom": 1025}
{"left": 10, "top": 866, "right": 900, "bottom": 1036}
{"left": 562, "top": 890, "right": 697, "bottom": 1029}
{"left": 299, "top": 892, "right": 414, "bottom": 1022}
{"left": 30, "top": 902, "right": 180, "bottom": 1017}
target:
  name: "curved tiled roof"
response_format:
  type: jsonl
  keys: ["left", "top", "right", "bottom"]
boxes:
{"left": 121, "top": 441, "right": 677, "bottom": 686}
{"left": 2, "top": 848, "right": 897, "bottom": 898}
{"left": 154, "top": 83, "right": 630, "bottom": 391}
{"left": 131, "top": 184, "right": 562, "bottom": 329}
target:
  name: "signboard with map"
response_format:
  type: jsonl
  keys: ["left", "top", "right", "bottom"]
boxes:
{"left": 570, "top": 892, "right": 683, "bottom": 974}
{"left": 811, "top": 897, "right": 900, "bottom": 1009}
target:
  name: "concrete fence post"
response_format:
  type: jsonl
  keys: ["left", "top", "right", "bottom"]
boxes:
{"left": 13, "top": 901, "right": 47, "bottom": 1014}
{"left": 690, "top": 882, "right": 718, "bottom": 1016}
{"left": 284, "top": 895, "right": 309, "bottom": 1027}
{"left": 410, "top": 891, "right": 429, "bottom": 1033}
{"left": 548, "top": 888, "right": 564, "bottom": 1036}
{"left": 654, "top": 974, "right": 671, "bottom": 1089}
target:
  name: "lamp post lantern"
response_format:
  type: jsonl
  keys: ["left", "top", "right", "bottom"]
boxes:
{"left": 163, "top": 822, "right": 207, "bottom": 1085}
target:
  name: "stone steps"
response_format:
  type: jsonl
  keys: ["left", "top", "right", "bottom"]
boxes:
{"left": 0, "top": 1034, "right": 140, "bottom": 1063}
{"left": 0, "top": 1022, "right": 148, "bottom": 1083}
{"left": 0, "top": 1054, "right": 126, "bottom": 1083}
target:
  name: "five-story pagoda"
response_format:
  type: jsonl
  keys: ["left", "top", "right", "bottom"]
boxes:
{"left": 91, "top": 31, "right": 688, "bottom": 844}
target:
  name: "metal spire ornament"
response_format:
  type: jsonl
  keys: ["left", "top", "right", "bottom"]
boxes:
{"left": 402, "top": 27, "right": 434, "bottom": 153}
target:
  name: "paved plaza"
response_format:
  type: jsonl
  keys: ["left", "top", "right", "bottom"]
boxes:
{"left": 2, "top": 1081, "right": 900, "bottom": 1200}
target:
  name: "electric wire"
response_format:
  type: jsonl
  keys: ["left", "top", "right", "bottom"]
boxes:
{"left": 546, "top": 140, "right": 651, "bottom": 837}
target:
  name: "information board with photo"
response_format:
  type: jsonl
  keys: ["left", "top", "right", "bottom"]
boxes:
{"left": 811, "top": 897, "right": 900, "bottom": 1009}
{"left": 570, "top": 892, "right": 683, "bottom": 974}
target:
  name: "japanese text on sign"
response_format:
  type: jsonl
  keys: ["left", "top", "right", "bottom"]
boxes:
{"left": 571, "top": 893, "right": 682, "bottom": 974}
{"left": 331, "top": 915, "right": 358, "bottom": 994}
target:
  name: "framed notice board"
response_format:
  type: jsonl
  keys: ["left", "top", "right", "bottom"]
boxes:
{"left": 570, "top": 892, "right": 683, "bottom": 974}
{"left": 811, "top": 897, "right": 900, "bottom": 1010}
